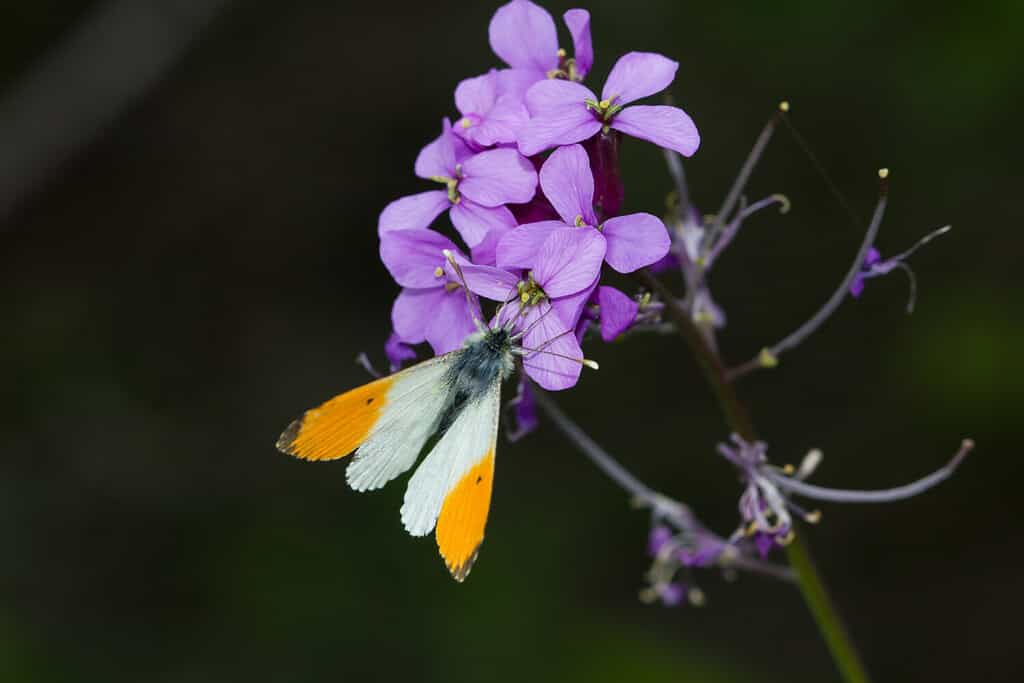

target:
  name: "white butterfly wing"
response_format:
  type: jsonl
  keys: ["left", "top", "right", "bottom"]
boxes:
{"left": 401, "top": 381, "right": 501, "bottom": 581}
{"left": 345, "top": 355, "right": 454, "bottom": 492}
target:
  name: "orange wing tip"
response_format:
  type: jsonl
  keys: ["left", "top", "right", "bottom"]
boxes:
{"left": 446, "top": 546, "right": 482, "bottom": 583}
{"left": 275, "top": 417, "right": 304, "bottom": 456}
{"left": 276, "top": 377, "right": 393, "bottom": 462}
{"left": 436, "top": 452, "right": 494, "bottom": 583}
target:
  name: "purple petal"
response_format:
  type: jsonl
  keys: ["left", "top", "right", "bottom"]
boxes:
{"left": 392, "top": 287, "right": 447, "bottom": 343}
{"left": 495, "top": 67, "right": 545, "bottom": 103}
{"left": 507, "top": 378, "right": 539, "bottom": 442}
{"left": 610, "top": 105, "right": 700, "bottom": 157}
{"left": 601, "top": 212, "right": 671, "bottom": 273}
{"left": 489, "top": 0, "right": 559, "bottom": 73}
{"left": 525, "top": 79, "right": 596, "bottom": 114}
{"left": 517, "top": 105, "right": 601, "bottom": 157}
{"left": 849, "top": 275, "right": 866, "bottom": 298}
{"left": 385, "top": 331, "right": 417, "bottom": 372}
{"left": 648, "top": 525, "right": 673, "bottom": 556}
{"left": 457, "top": 94, "right": 529, "bottom": 148}
{"left": 426, "top": 290, "right": 479, "bottom": 354}
{"left": 470, "top": 225, "right": 508, "bottom": 266}
{"left": 533, "top": 227, "right": 606, "bottom": 298}
{"left": 551, "top": 276, "right": 598, "bottom": 330}
{"left": 602, "top": 52, "right": 678, "bottom": 105}
{"left": 539, "top": 144, "right": 598, "bottom": 226}
{"left": 597, "top": 286, "right": 639, "bottom": 341}
{"left": 522, "top": 302, "right": 583, "bottom": 391}
{"left": 563, "top": 9, "right": 593, "bottom": 78}
{"left": 455, "top": 72, "right": 498, "bottom": 118}
{"left": 414, "top": 119, "right": 459, "bottom": 180}
{"left": 378, "top": 190, "right": 450, "bottom": 234}
{"left": 460, "top": 262, "right": 521, "bottom": 301}
{"left": 460, "top": 148, "right": 538, "bottom": 207}
{"left": 496, "top": 220, "right": 565, "bottom": 269}
{"left": 379, "top": 229, "right": 459, "bottom": 287}
{"left": 449, "top": 201, "right": 517, "bottom": 248}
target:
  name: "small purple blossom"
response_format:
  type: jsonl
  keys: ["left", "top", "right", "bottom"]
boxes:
{"left": 849, "top": 225, "right": 950, "bottom": 312}
{"left": 378, "top": 119, "right": 537, "bottom": 247}
{"left": 506, "top": 377, "right": 540, "bottom": 441}
{"left": 453, "top": 70, "right": 531, "bottom": 149}
{"left": 380, "top": 229, "right": 481, "bottom": 355}
{"left": 518, "top": 52, "right": 699, "bottom": 157}
{"left": 497, "top": 144, "right": 671, "bottom": 275}
{"left": 719, "top": 433, "right": 974, "bottom": 556}
{"left": 384, "top": 332, "right": 417, "bottom": 372}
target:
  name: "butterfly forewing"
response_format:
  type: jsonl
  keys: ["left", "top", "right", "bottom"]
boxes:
{"left": 276, "top": 355, "right": 451, "bottom": 466}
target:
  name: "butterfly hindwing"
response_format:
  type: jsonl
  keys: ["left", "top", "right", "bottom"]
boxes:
{"left": 401, "top": 381, "right": 501, "bottom": 581}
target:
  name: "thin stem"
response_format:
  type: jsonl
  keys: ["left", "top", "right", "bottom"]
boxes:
{"left": 727, "top": 175, "right": 889, "bottom": 380}
{"left": 531, "top": 387, "right": 795, "bottom": 583}
{"left": 787, "top": 533, "right": 872, "bottom": 683}
{"left": 530, "top": 387, "right": 656, "bottom": 503}
{"left": 706, "top": 108, "right": 780, "bottom": 251}
{"left": 770, "top": 439, "right": 973, "bottom": 503}
{"left": 636, "top": 265, "right": 871, "bottom": 683}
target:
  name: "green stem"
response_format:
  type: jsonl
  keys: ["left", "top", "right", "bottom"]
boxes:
{"left": 637, "top": 269, "right": 870, "bottom": 683}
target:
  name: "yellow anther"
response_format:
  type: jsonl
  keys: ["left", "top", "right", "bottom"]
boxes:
{"left": 556, "top": 48, "right": 567, "bottom": 58}
{"left": 433, "top": 266, "right": 444, "bottom": 278}
{"left": 688, "top": 587, "right": 707, "bottom": 607}
{"left": 779, "top": 530, "right": 796, "bottom": 545}
{"left": 598, "top": 98, "right": 611, "bottom": 109}
{"left": 574, "top": 215, "right": 586, "bottom": 227}
{"left": 520, "top": 291, "right": 530, "bottom": 304}
{"left": 804, "top": 510, "right": 822, "bottom": 524}
{"left": 878, "top": 167, "right": 890, "bottom": 179}
{"left": 460, "top": 117, "right": 472, "bottom": 129}
{"left": 758, "top": 348, "right": 779, "bottom": 368}
{"left": 779, "top": 100, "right": 790, "bottom": 112}
{"left": 782, "top": 464, "right": 796, "bottom": 475}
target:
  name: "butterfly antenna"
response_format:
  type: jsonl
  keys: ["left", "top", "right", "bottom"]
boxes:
{"left": 510, "top": 299, "right": 559, "bottom": 341}
{"left": 442, "top": 249, "right": 487, "bottom": 333}
{"left": 516, "top": 345, "right": 600, "bottom": 370}
{"left": 494, "top": 279, "right": 525, "bottom": 330}
{"left": 514, "top": 326, "right": 599, "bottom": 370}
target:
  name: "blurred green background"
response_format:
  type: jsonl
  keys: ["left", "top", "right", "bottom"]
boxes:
{"left": 2, "top": 1, "right": 1021, "bottom": 681}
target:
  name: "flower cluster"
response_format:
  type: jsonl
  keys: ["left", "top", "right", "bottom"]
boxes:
{"left": 368, "top": 0, "right": 970, "bottom": 618}
{"left": 377, "top": 0, "right": 700, "bottom": 394}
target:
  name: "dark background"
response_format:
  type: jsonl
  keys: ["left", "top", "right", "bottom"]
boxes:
{"left": 2, "top": 1, "right": 1021, "bottom": 681}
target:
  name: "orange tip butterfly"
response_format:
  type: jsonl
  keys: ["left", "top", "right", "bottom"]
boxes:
{"left": 276, "top": 252, "right": 597, "bottom": 581}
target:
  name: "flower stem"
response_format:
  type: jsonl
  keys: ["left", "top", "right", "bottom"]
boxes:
{"left": 637, "top": 267, "right": 871, "bottom": 683}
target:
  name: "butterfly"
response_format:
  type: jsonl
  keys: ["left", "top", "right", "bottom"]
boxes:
{"left": 276, "top": 252, "right": 596, "bottom": 581}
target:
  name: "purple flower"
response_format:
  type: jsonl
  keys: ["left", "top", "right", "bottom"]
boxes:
{"left": 518, "top": 52, "right": 700, "bottom": 157}
{"left": 647, "top": 525, "right": 673, "bottom": 556}
{"left": 384, "top": 332, "right": 417, "bottom": 372}
{"left": 378, "top": 119, "right": 538, "bottom": 247}
{"left": 849, "top": 226, "right": 950, "bottom": 311}
{"left": 497, "top": 144, "right": 670, "bottom": 274}
{"left": 472, "top": 229, "right": 605, "bottom": 390}
{"left": 453, "top": 70, "right": 531, "bottom": 149}
{"left": 849, "top": 247, "right": 881, "bottom": 298}
{"left": 380, "top": 229, "right": 481, "bottom": 355}
{"left": 506, "top": 377, "right": 539, "bottom": 441}
{"left": 489, "top": 1, "right": 594, "bottom": 93}
{"left": 718, "top": 433, "right": 973, "bottom": 557}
